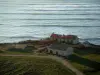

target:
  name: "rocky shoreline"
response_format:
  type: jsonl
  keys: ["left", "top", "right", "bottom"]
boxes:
{"left": 0, "top": 38, "right": 100, "bottom": 51}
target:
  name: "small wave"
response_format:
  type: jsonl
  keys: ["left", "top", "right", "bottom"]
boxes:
{"left": 19, "top": 25, "right": 100, "bottom": 28}
{"left": 80, "top": 38, "right": 100, "bottom": 40}
{"left": 0, "top": 24, "right": 3, "bottom": 25}
{"left": 1, "top": 13, "right": 100, "bottom": 15}
{"left": 9, "top": 36, "right": 44, "bottom": 39}
{"left": 19, "top": 3, "right": 100, "bottom": 6}
{"left": 22, "top": 9, "right": 100, "bottom": 11}
{"left": 6, "top": 18, "right": 100, "bottom": 21}
{"left": 9, "top": 36, "right": 34, "bottom": 38}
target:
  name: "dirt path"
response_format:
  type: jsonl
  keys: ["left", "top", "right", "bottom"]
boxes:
{"left": 62, "top": 59, "right": 84, "bottom": 75}
{"left": 0, "top": 54, "right": 84, "bottom": 75}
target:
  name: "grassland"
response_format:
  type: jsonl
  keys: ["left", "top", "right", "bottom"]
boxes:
{"left": 0, "top": 41, "right": 100, "bottom": 75}
{"left": 82, "top": 54, "right": 100, "bottom": 62}
{"left": 0, "top": 56, "right": 75, "bottom": 75}
{"left": 0, "top": 45, "right": 35, "bottom": 55}
{"left": 68, "top": 48, "right": 100, "bottom": 75}
{"left": 0, "top": 50, "right": 34, "bottom": 56}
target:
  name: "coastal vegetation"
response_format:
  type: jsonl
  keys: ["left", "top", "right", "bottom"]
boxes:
{"left": 0, "top": 39, "right": 100, "bottom": 75}
{"left": 7, "top": 46, "right": 35, "bottom": 53}
{"left": 0, "top": 48, "right": 34, "bottom": 55}
{"left": 0, "top": 56, "right": 75, "bottom": 75}
{"left": 68, "top": 48, "right": 100, "bottom": 75}
{"left": 0, "top": 50, "right": 4, "bottom": 53}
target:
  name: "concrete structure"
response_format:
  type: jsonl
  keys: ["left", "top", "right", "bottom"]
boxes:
{"left": 47, "top": 43, "right": 74, "bottom": 57}
{"left": 50, "top": 33, "right": 79, "bottom": 44}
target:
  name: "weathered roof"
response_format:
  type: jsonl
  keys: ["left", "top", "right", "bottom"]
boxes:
{"left": 48, "top": 43, "right": 72, "bottom": 51}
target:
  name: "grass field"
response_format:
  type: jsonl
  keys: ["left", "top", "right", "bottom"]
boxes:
{"left": 82, "top": 54, "right": 100, "bottom": 62}
{"left": 0, "top": 50, "right": 34, "bottom": 55}
{"left": 70, "top": 62, "right": 100, "bottom": 75}
{"left": 0, "top": 47, "right": 35, "bottom": 55}
{"left": 0, "top": 56, "right": 75, "bottom": 75}
{"left": 68, "top": 48, "right": 100, "bottom": 75}
{"left": 0, "top": 44, "right": 100, "bottom": 75}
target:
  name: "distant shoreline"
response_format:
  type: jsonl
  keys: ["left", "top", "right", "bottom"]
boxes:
{"left": 0, "top": 37, "right": 100, "bottom": 45}
{"left": 0, "top": 37, "right": 100, "bottom": 47}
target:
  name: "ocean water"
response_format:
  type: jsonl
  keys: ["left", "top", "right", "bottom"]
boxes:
{"left": 0, "top": 0, "right": 100, "bottom": 45}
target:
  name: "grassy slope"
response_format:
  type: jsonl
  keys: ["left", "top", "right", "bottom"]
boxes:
{"left": 82, "top": 54, "right": 100, "bottom": 62}
{"left": 0, "top": 48, "right": 34, "bottom": 55}
{"left": 68, "top": 48, "right": 100, "bottom": 75}
{"left": 0, "top": 51, "right": 34, "bottom": 55}
{"left": 0, "top": 56, "right": 75, "bottom": 75}
{"left": 74, "top": 48, "right": 100, "bottom": 62}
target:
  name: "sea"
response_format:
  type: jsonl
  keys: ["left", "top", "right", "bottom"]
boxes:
{"left": 0, "top": 0, "right": 100, "bottom": 45}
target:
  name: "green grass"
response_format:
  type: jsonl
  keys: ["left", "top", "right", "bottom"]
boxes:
{"left": 70, "top": 62, "right": 100, "bottom": 75}
{"left": 7, "top": 47, "right": 34, "bottom": 53}
{"left": 0, "top": 50, "right": 34, "bottom": 55}
{"left": 0, "top": 50, "right": 4, "bottom": 53}
{"left": 82, "top": 54, "right": 100, "bottom": 62}
{"left": 70, "top": 62, "right": 91, "bottom": 71}
{"left": 0, "top": 47, "right": 35, "bottom": 55}
{"left": 68, "top": 48, "right": 100, "bottom": 75}
{"left": 74, "top": 48, "right": 100, "bottom": 62}
{"left": 0, "top": 56, "right": 75, "bottom": 75}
